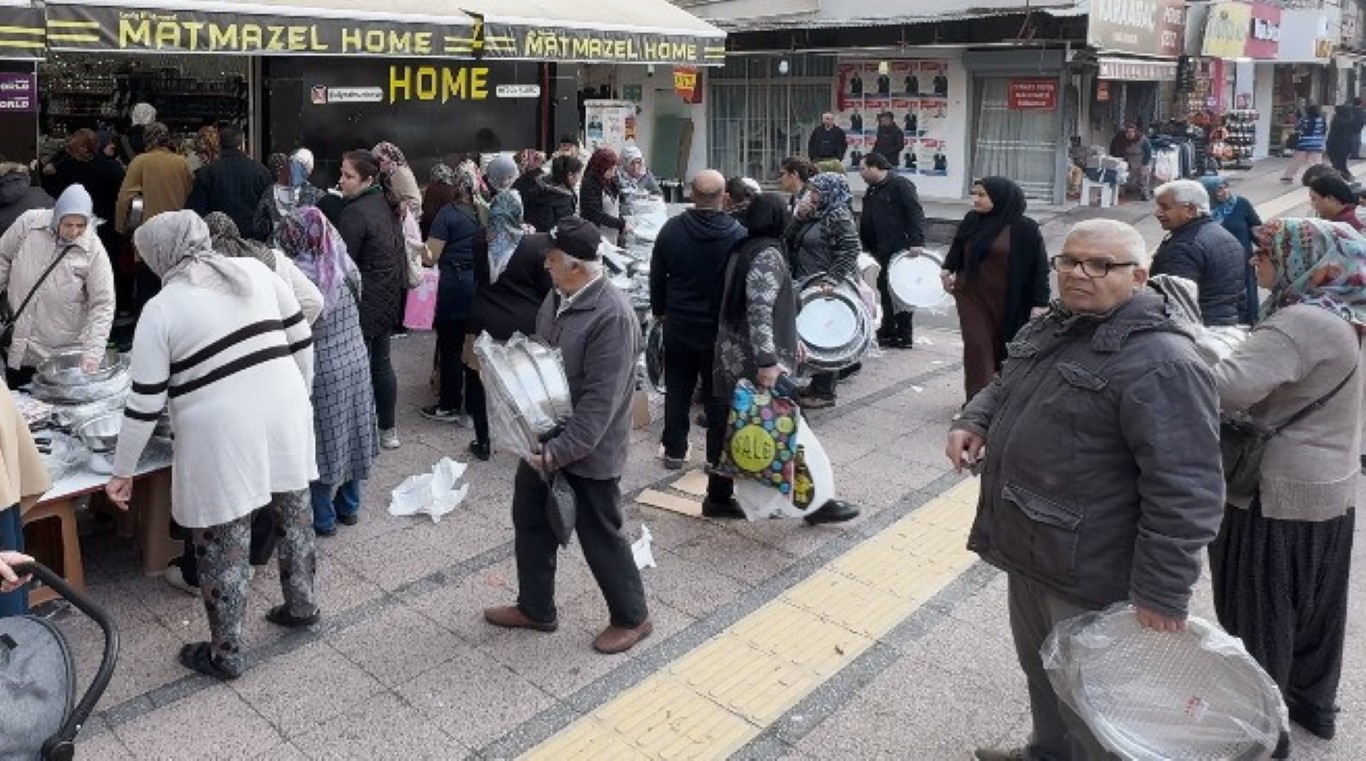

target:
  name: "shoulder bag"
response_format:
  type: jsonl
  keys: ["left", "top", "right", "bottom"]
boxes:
{"left": 1220, "top": 356, "right": 1359, "bottom": 496}
{"left": 0, "top": 244, "right": 79, "bottom": 364}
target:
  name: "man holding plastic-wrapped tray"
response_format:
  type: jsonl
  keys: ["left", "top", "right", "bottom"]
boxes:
{"left": 482, "top": 217, "right": 652, "bottom": 655}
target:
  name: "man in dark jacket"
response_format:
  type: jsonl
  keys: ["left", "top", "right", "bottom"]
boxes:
{"left": 650, "top": 169, "right": 746, "bottom": 469}
{"left": 188, "top": 125, "right": 273, "bottom": 240}
{"left": 0, "top": 162, "right": 53, "bottom": 235}
{"left": 950, "top": 219, "right": 1224, "bottom": 761}
{"left": 1326, "top": 97, "right": 1365, "bottom": 179}
{"left": 872, "top": 112, "right": 906, "bottom": 166}
{"left": 483, "top": 217, "right": 652, "bottom": 655}
{"left": 807, "top": 112, "right": 847, "bottom": 162}
{"left": 1152, "top": 180, "right": 1246, "bottom": 326}
{"left": 858, "top": 153, "right": 926, "bottom": 348}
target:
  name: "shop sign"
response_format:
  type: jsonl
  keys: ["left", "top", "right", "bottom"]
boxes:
{"left": 1007, "top": 79, "right": 1057, "bottom": 110}
{"left": 310, "top": 87, "right": 383, "bottom": 105}
{"left": 1278, "top": 8, "right": 1339, "bottom": 62}
{"left": 0, "top": 72, "right": 35, "bottom": 112}
{"left": 496, "top": 84, "right": 541, "bottom": 99}
{"left": 0, "top": 5, "right": 44, "bottom": 60}
{"left": 43, "top": 4, "right": 476, "bottom": 58}
{"left": 483, "top": 23, "right": 726, "bottom": 66}
{"left": 1202, "top": 2, "right": 1252, "bottom": 58}
{"left": 1099, "top": 57, "right": 1179, "bottom": 81}
{"left": 674, "top": 66, "right": 703, "bottom": 103}
{"left": 1246, "top": 2, "right": 1282, "bottom": 59}
{"left": 1087, "top": 0, "right": 1187, "bottom": 58}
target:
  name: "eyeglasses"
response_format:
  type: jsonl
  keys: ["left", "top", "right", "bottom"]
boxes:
{"left": 1050, "top": 255, "right": 1139, "bottom": 278}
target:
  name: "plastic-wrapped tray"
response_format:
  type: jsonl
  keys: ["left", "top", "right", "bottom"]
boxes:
{"left": 1044, "top": 603, "right": 1287, "bottom": 760}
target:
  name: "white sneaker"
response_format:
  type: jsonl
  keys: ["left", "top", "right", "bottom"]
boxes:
{"left": 164, "top": 563, "right": 199, "bottom": 596}
{"left": 380, "top": 428, "right": 401, "bottom": 450}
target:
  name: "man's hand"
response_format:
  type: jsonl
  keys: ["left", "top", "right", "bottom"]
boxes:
{"left": 820, "top": 279, "right": 835, "bottom": 294}
{"left": 105, "top": 477, "right": 133, "bottom": 511}
{"left": 0, "top": 551, "right": 34, "bottom": 593}
{"left": 905, "top": 247, "right": 924, "bottom": 258}
{"left": 1135, "top": 605, "right": 1186, "bottom": 632}
{"left": 80, "top": 355, "right": 102, "bottom": 374}
{"left": 945, "top": 429, "right": 985, "bottom": 473}
{"left": 796, "top": 341, "right": 808, "bottom": 364}
{"left": 1030, "top": 306, "right": 1050, "bottom": 319}
{"left": 755, "top": 364, "right": 785, "bottom": 389}
{"left": 940, "top": 271, "right": 955, "bottom": 293}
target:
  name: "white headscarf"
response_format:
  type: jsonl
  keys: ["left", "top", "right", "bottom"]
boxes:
{"left": 133, "top": 211, "right": 255, "bottom": 297}
{"left": 130, "top": 102, "right": 157, "bottom": 127}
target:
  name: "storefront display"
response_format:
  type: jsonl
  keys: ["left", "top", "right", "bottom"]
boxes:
{"left": 1213, "top": 109, "right": 1257, "bottom": 170}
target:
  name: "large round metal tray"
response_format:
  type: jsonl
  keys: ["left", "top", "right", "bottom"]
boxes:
{"left": 517, "top": 339, "right": 573, "bottom": 422}
{"left": 796, "top": 278, "right": 872, "bottom": 371}
{"left": 887, "top": 250, "right": 951, "bottom": 311}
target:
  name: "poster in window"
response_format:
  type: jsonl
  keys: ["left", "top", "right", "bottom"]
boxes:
{"left": 834, "top": 58, "right": 951, "bottom": 176}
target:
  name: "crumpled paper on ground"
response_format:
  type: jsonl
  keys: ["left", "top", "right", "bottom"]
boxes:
{"left": 631, "top": 525, "right": 656, "bottom": 569}
{"left": 388, "top": 458, "right": 470, "bottom": 523}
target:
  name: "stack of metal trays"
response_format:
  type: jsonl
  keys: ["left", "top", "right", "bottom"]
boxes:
{"left": 796, "top": 277, "right": 873, "bottom": 371}
{"left": 28, "top": 350, "right": 131, "bottom": 407}
{"left": 475, "top": 332, "right": 573, "bottom": 456}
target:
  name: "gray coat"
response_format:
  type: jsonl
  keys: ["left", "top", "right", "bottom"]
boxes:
{"left": 952, "top": 291, "right": 1225, "bottom": 618}
{"left": 536, "top": 276, "right": 640, "bottom": 480}
{"left": 714, "top": 244, "right": 799, "bottom": 394}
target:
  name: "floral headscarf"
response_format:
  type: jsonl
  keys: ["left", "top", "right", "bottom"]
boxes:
{"left": 194, "top": 126, "right": 220, "bottom": 164}
{"left": 516, "top": 149, "right": 546, "bottom": 175}
{"left": 807, "top": 172, "right": 853, "bottom": 217}
{"left": 133, "top": 211, "right": 255, "bottom": 297}
{"left": 1255, "top": 218, "right": 1366, "bottom": 330}
{"left": 372, "top": 141, "right": 408, "bottom": 169}
{"left": 268, "top": 152, "right": 291, "bottom": 184}
{"left": 430, "top": 163, "right": 456, "bottom": 186}
{"left": 277, "top": 206, "right": 351, "bottom": 316}
{"left": 486, "top": 190, "right": 525, "bottom": 284}
{"left": 205, "top": 211, "right": 275, "bottom": 269}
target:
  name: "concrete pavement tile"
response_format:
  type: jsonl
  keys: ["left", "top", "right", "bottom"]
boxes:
{"left": 406, "top": 557, "right": 521, "bottom": 645}
{"left": 899, "top": 620, "right": 1026, "bottom": 701}
{"left": 396, "top": 646, "right": 558, "bottom": 749}
{"left": 252, "top": 741, "right": 311, "bottom": 760}
{"left": 727, "top": 518, "right": 836, "bottom": 558}
{"left": 114, "top": 684, "right": 285, "bottom": 759}
{"left": 85, "top": 618, "right": 193, "bottom": 710}
{"left": 74, "top": 720, "right": 134, "bottom": 759}
{"left": 328, "top": 517, "right": 504, "bottom": 592}
{"left": 327, "top": 603, "right": 465, "bottom": 688}
{"left": 308, "top": 552, "right": 387, "bottom": 616}
{"left": 632, "top": 507, "right": 710, "bottom": 552}
{"left": 641, "top": 548, "right": 746, "bottom": 618}
{"left": 229, "top": 640, "right": 386, "bottom": 737}
{"left": 289, "top": 691, "right": 467, "bottom": 760}
{"left": 674, "top": 528, "right": 799, "bottom": 585}
{"left": 894, "top": 428, "right": 964, "bottom": 468}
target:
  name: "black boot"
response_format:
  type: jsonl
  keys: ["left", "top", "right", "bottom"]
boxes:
{"left": 891, "top": 312, "right": 914, "bottom": 349}
{"left": 804, "top": 499, "right": 860, "bottom": 525}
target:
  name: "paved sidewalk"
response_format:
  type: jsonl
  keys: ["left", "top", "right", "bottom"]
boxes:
{"left": 34, "top": 157, "right": 1362, "bottom": 759}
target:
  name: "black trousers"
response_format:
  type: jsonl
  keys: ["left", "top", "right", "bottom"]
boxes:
{"left": 661, "top": 335, "right": 713, "bottom": 459}
{"left": 808, "top": 371, "right": 838, "bottom": 397}
{"left": 466, "top": 364, "right": 489, "bottom": 445}
{"left": 365, "top": 330, "right": 397, "bottom": 430}
{"left": 1326, "top": 142, "right": 1354, "bottom": 175}
{"left": 703, "top": 394, "right": 734, "bottom": 502}
{"left": 511, "top": 462, "right": 648, "bottom": 627}
{"left": 435, "top": 319, "right": 467, "bottom": 411}
{"left": 875, "top": 258, "right": 914, "bottom": 337}
{"left": 1209, "top": 499, "right": 1355, "bottom": 724}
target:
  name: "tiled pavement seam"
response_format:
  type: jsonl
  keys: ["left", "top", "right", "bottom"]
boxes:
{"left": 84, "top": 356, "right": 969, "bottom": 740}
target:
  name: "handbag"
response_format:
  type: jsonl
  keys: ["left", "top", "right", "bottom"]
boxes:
{"left": 1220, "top": 360, "right": 1359, "bottom": 496}
{"left": 398, "top": 206, "right": 425, "bottom": 289}
{"left": 0, "top": 244, "right": 79, "bottom": 365}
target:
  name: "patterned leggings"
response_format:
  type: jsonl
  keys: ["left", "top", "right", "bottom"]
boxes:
{"left": 193, "top": 490, "right": 317, "bottom": 674}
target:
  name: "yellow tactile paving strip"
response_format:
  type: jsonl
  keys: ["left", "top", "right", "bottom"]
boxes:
{"left": 523, "top": 478, "right": 982, "bottom": 760}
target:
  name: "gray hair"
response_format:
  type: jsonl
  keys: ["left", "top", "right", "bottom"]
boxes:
{"left": 1064, "top": 219, "right": 1152, "bottom": 269}
{"left": 569, "top": 256, "right": 603, "bottom": 277}
{"left": 1154, "top": 180, "right": 1211, "bottom": 215}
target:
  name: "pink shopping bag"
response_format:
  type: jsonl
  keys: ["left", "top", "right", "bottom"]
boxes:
{"left": 403, "top": 267, "right": 440, "bottom": 331}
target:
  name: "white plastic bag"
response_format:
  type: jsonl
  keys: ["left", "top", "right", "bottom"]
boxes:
{"left": 387, "top": 457, "right": 470, "bottom": 523}
{"left": 631, "top": 525, "right": 656, "bottom": 569}
{"left": 1043, "top": 603, "right": 1288, "bottom": 760}
{"left": 734, "top": 414, "right": 835, "bottom": 521}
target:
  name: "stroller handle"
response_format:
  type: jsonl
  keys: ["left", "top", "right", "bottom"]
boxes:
{"left": 13, "top": 562, "right": 121, "bottom": 758}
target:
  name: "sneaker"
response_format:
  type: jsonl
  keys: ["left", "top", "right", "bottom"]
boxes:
{"left": 469, "top": 440, "right": 492, "bottom": 461}
{"left": 164, "top": 561, "right": 199, "bottom": 595}
{"left": 657, "top": 442, "right": 691, "bottom": 466}
{"left": 420, "top": 405, "right": 468, "bottom": 425}
{"left": 663, "top": 455, "right": 686, "bottom": 470}
{"left": 380, "top": 428, "right": 401, "bottom": 450}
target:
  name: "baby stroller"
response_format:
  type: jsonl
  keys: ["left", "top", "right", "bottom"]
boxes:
{"left": 1, "top": 562, "right": 120, "bottom": 761}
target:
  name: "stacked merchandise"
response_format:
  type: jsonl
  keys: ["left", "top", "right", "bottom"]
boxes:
{"left": 1213, "top": 110, "right": 1257, "bottom": 170}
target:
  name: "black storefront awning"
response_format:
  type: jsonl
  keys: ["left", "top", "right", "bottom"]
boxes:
{"left": 43, "top": 0, "right": 479, "bottom": 58}
{"left": 38, "top": 0, "right": 727, "bottom": 65}
{"left": 0, "top": 1, "right": 44, "bottom": 60}
{"left": 459, "top": 0, "right": 726, "bottom": 66}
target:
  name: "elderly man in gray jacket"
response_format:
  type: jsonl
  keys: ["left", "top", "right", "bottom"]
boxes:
{"left": 484, "top": 217, "right": 652, "bottom": 655}
{"left": 947, "top": 219, "right": 1226, "bottom": 761}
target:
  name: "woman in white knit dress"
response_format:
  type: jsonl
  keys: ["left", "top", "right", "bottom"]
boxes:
{"left": 104, "top": 210, "right": 320, "bottom": 680}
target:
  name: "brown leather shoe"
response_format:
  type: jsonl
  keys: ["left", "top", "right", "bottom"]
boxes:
{"left": 592, "top": 618, "right": 654, "bottom": 654}
{"left": 483, "top": 605, "right": 558, "bottom": 632}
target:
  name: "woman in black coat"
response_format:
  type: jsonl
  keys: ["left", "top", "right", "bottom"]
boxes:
{"left": 523, "top": 154, "right": 581, "bottom": 233}
{"left": 940, "top": 176, "right": 1049, "bottom": 404}
{"left": 335, "top": 149, "right": 406, "bottom": 450}
{"left": 579, "top": 148, "right": 626, "bottom": 243}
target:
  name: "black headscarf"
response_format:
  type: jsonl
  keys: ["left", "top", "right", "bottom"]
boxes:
{"left": 950, "top": 176, "right": 1027, "bottom": 279}
{"left": 724, "top": 193, "right": 790, "bottom": 325}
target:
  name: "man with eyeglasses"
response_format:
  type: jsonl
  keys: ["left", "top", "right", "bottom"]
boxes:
{"left": 1151, "top": 179, "right": 1247, "bottom": 326}
{"left": 948, "top": 219, "right": 1225, "bottom": 761}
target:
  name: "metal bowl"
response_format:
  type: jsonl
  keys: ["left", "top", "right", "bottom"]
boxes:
{"left": 74, "top": 410, "right": 122, "bottom": 453}
{"left": 36, "top": 350, "right": 128, "bottom": 386}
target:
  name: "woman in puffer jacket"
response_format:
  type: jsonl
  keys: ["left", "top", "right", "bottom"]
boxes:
{"left": 0, "top": 184, "right": 115, "bottom": 388}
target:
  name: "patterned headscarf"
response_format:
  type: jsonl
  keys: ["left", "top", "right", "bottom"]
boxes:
{"left": 430, "top": 163, "right": 456, "bottom": 186}
{"left": 1200, "top": 176, "right": 1237, "bottom": 223}
{"left": 205, "top": 211, "right": 275, "bottom": 269}
{"left": 143, "top": 122, "right": 172, "bottom": 150}
{"left": 807, "top": 172, "right": 853, "bottom": 217}
{"left": 1255, "top": 218, "right": 1366, "bottom": 330}
{"left": 277, "top": 206, "right": 351, "bottom": 316}
{"left": 516, "top": 149, "right": 546, "bottom": 174}
{"left": 372, "top": 141, "right": 408, "bottom": 168}
{"left": 133, "top": 211, "right": 254, "bottom": 297}
{"left": 268, "top": 152, "right": 291, "bottom": 184}
{"left": 486, "top": 190, "right": 525, "bottom": 284}
{"left": 194, "top": 126, "right": 220, "bottom": 164}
